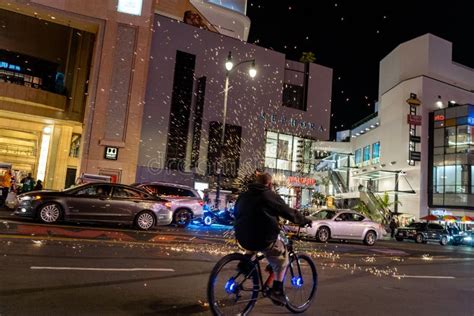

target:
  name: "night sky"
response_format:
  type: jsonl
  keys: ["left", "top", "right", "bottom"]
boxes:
{"left": 246, "top": 0, "right": 474, "bottom": 139}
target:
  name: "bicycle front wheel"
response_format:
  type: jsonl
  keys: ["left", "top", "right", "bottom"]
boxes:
{"left": 284, "top": 253, "right": 318, "bottom": 313}
{"left": 207, "top": 253, "right": 259, "bottom": 316}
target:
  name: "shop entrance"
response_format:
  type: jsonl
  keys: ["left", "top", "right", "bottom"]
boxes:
{"left": 0, "top": 128, "right": 38, "bottom": 180}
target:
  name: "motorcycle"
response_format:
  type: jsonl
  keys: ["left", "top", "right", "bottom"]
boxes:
{"left": 202, "top": 208, "right": 235, "bottom": 226}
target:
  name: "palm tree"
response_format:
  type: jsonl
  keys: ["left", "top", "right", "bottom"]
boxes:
{"left": 299, "top": 52, "right": 316, "bottom": 63}
{"left": 374, "top": 192, "right": 402, "bottom": 223}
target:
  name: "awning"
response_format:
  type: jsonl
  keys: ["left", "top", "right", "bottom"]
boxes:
{"left": 351, "top": 169, "right": 400, "bottom": 180}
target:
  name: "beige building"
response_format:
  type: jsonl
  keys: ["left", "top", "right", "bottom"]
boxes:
{"left": 0, "top": 0, "right": 156, "bottom": 189}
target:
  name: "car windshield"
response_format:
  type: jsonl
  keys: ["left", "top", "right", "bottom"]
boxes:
{"left": 311, "top": 210, "right": 337, "bottom": 220}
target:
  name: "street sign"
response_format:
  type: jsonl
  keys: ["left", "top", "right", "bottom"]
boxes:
{"left": 407, "top": 114, "right": 422, "bottom": 125}
{"left": 409, "top": 151, "right": 421, "bottom": 161}
{"left": 104, "top": 146, "right": 119, "bottom": 160}
{"left": 410, "top": 135, "right": 421, "bottom": 143}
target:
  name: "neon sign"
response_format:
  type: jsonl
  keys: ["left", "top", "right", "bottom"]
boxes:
{"left": 434, "top": 114, "right": 445, "bottom": 121}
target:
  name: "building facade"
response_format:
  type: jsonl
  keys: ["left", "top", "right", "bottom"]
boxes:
{"left": 137, "top": 15, "right": 332, "bottom": 207}
{"left": 1, "top": 0, "right": 155, "bottom": 189}
{"left": 332, "top": 34, "right": 474, "bottom": 220}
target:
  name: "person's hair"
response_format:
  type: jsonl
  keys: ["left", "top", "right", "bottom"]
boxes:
{"left": 255, "top": 172, "right": 272, "bottom": 185}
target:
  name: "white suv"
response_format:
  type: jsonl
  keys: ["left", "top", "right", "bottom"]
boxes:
{"left": 132, "top": 182, "right": 204, "bottom": 227}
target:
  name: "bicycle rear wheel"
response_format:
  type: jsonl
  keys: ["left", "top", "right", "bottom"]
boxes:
{"left": 284, "top": 253, "right": 318, "bottom": 313}
{"left": 207, "top": 253, "right": 260, "bottom": 316}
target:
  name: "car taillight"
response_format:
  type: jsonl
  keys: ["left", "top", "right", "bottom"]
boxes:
{"left": 164, "top": 202, "right": 172, "bottom": 208}
{"left": 198, "top": 200, "right": 204, "bottom": 207}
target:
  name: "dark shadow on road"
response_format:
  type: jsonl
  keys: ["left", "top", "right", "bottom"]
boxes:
{"left": 0, "top": 270, "right": 212, "bottom": 297}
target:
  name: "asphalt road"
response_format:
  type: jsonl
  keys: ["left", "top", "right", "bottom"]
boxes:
{"left": 0, "top": 215, "right": 473, "bottom": 316}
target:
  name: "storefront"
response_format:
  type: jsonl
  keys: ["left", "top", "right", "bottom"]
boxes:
{"left": 264, "top": 131, "right": 318, "bottom": 208}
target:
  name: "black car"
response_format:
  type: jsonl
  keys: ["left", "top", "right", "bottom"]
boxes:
{"left": 14, "top": 182, "right": 173, "bottom": 230}
{"left": 396, "top": 222, "right": 449, "bottom": 245}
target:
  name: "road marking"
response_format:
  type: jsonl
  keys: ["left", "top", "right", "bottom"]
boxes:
{"left": 30, "top": 266, "right": 175, "bottom": 272}
{"left": 393, "top": 274, "right": 455, "bottom": 279}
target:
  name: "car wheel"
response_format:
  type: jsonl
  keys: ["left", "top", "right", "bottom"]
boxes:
{"left": 203, "top": 215, "right": 212, "bottom": 226}
{"left": 395, "top": 237, "right": 404, "bottom": 242}
{"left": 174, "top": 209, "right": 192, "bottom": 228}
{"left": 364, "top": 230, "right": 376, "bottom": 246}
{"left": 415, "top": 234, "right": 424, "bottom": 244}
{"left": 135, "top": 211, "right": 156, "bottom": 231}
{"left": 440, "top": 236, "right": 448, "bottom": 246}
{"left": 38, "top": 203, "right": 62, "bottom": 224}
{"left": 316, "top": 227, "right": 330, "bottom": 243}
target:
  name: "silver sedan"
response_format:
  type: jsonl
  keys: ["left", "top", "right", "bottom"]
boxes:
{"left": 290, "top": 209, "right": 386, "bottom": 246}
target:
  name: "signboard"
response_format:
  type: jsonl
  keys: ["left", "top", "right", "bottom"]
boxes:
{"left": 406, "top": 93, "right": 421, "bottom": 106}
{"left": 117, "top": 0, "right": 143, "bottom": 16}
{"left": 287, "top": 176, "right": 316, "bottom": 187}
{"left": 409, "top": 151, "right": 421, "bottom": 161}
{"left": 410, "top": 135, "right": 421, "bottom": 143}
{"left": 407, "top": 114, "right": 422, "bottom": 125}
{"left": 434, "top": 114, "right": 445, "bottom": 121}
{"left": 104, "top": 147, "right": 119, "bottom": 160}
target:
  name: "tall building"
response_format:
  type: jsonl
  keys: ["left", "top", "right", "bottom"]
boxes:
{"left": 329, "top": 34, "right": 474, "bottom": 220}
{"left": 0, "top": 0, "right": 155, "bottom": 188}
{"left": 137, "top": 14, "right": 332, "bottom": 208}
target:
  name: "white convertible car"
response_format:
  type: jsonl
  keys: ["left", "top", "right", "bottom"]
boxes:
{"left": 288, "top": 209, "right": 386, "bottom": 246}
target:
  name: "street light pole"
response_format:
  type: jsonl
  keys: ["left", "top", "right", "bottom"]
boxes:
{"left": 214, "top": 52, "right": 256, "bottom": 210}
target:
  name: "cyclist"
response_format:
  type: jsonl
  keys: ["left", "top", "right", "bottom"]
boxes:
{"left": 234, "top": 172, "right": 312, "bottom": 306}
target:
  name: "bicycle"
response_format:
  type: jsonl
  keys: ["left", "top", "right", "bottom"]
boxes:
{"left": 207, "top": 227, "right": 317, "bottom": 315}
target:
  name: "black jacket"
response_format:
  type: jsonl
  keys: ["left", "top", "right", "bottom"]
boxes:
{"left": 234, "top": 183, "right": 307, "bottom": 251}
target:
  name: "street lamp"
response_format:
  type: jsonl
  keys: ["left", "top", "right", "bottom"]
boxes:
{"left": 214, "top": 51, "right": 257, "bottom": 210}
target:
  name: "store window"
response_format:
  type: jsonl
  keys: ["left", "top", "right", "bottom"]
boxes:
{"left": 282, "top": 83, "right": 305, "bottom": 111}
{"left": 264, "top": 131, "right": 315, "bottom": 173}
{"left": 363, "top": 146, "right": 370, "bottom": 162}
{"left": 372, "top": 142, "right": 380, "bottom": 163}
{"left": 354, "top": 149, "right": 361, "bottom": 165}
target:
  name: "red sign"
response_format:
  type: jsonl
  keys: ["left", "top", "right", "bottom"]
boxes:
{"left": 288, "top": 176, "right": 316, "bottom": 187}
{"left": 407, "top": 114, "right": 422, "bottom": 125}
{"left": 434, "top": 114, "right": 445, "bottom": 121}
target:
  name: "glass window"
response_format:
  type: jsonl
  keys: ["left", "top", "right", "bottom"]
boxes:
{"left": 445, "top": 127, "right": 456, "bottom": 153}
{"left": 372, "top": 142, "right": 380, "bottom": 159}
{"left": 265, "top": 137, "right": 277, "bottom": 158}
{"left": 355, "top": 149, "right": 362, "bottom": 164}
{"left": 277, "top": 134, "right": 293, "bottom": 160}
{"left": 472, "top": 166, "right": 474, "bottom": 194}
{"left": 434, "top": 166, "right": 444, "bottom": 193}
{"left": 69, "top": 134, "right": 81, "bottom": 158}
{"left": 265, "top": 157, "right": 276, "bottom": 169}
{"left": 74, "top": 185, "right": 111, "bottom": 197}
{"left": 363, "top": 146, "right": 370, "bottom": 162}
{"left": 144, "top": 185, "right": 196, "bottom": 197}
{"left": 456, "top": 125, "right": 470, "bottom": 153}
{"left": 113, "top": 187, "right": 142, "bottom": 199}
{"left": 312, "top": 210, "right": 337, "bottom": 219}
{"left": 433, "top": 128, "right": 444, "bottom": 147}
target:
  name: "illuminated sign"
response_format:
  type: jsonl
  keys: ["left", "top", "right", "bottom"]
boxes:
{"left": 117, "top": 0, "right": 143, "bottom": 16}
{"left": 468, "top": 117, "right": 474, "bottom": 125}
{"left": 434, "top": 114, "right": 445, "bottom": 121}
{"left": 407, "top": 114, "right": 422, "bottom": 125}
{"left": 104, "top": 147, "right": 119, "bottom": 160}
{"left": 259, "top": 111, "right": 322, "bottom": 131}
{"left": 406, "top": 93, "right": 421, "bottom": 106}
{"left": 288, "top": 176, "right": 316, "bottom": 187}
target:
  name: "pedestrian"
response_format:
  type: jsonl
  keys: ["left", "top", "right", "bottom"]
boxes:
{"left": 34, "top": 179, "right": 43, "bottom": 191}
{"left": 1, "top": 170, "right": 12, "bottom": 207}
{"left": 389, "top": 218, "right": 398, "bottom": 238}
{"left": 21, "top": 173, "right": 35, "bottom": 193}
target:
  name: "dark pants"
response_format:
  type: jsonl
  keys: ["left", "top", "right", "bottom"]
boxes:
{"left": 1, "top": 187, "right": 9, "bottom": 206}
{"left": 390, "top": 228, "right": 396, "bottom": 238}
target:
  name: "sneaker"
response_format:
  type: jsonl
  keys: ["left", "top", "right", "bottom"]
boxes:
{"left": 268, "top": 289, "right": 287, "bottom": 306}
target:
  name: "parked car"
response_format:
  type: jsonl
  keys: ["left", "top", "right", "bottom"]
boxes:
{"left": 14, "top": 182, "right": 172, "bottom": 230}
{"left": 395, "top": 222, "right": 449, "bottom": 245}
{"left": 461, "top": 231, "right": 473, "bottom": 247}
{"left": 132, "top": 182, "right": 204, "bottom": 227}
{"left": 288, "top": 209, "right": 386, "bottom": 246}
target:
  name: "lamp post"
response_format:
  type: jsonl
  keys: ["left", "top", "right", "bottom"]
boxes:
{"left": 214, "top": 51, "right": 257, "bottom": 210}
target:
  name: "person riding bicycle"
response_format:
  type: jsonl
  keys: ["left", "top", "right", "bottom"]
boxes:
{"left": 234, "top": 172, "right": 312, "bottom": 306}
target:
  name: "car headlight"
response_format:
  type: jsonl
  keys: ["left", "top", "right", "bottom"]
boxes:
{"left": 464, "top": 236, "right": 472, "bottom": 241}
{"left": 20, "top": 195, "right": 41, "bottom": 201}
